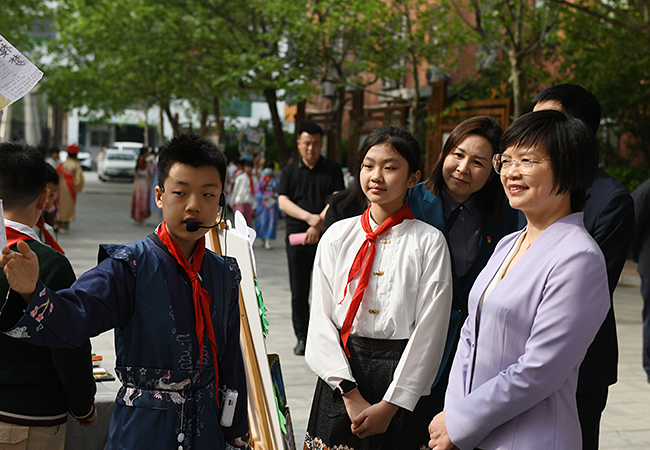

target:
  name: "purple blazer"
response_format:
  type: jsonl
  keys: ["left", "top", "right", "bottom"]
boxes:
{"left": 444, "top": 213, "right": 609, "bottom": 450}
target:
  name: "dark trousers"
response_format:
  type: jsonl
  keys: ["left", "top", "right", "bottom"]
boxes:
{"left": 285, "top": 237, "right": 318, "bottom": 341}
{"left": 576, "top": 387, "right": 608, "bottom": 450}
{"left": 641, "top": 275, "right": 650, "bottom": 380}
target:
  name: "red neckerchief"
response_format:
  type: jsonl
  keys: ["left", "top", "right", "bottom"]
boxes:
{"left": 5, "top": 225, "right": 36, "bottom": 248}
{"left": 35, "top": 215, "right": 65, "bottom": 255}
{"left": 56, "top": 163, "right": 77, "bottom": 203}
{"left": 339, "top": 203, "right": 414, "bottom": 357}
{"left": 260, "top": 175, "right": 273, "bottom": 193}
{"left": 156, "top": 222, "right": 219, "bottom": 390}
{"left": 246, "top": 173, "right": 254, "bottom": 196}
{"left": 230, "top": 167, "right": 242, "bottom": 188}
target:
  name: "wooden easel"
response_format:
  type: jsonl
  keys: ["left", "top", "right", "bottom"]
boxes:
{"left": 207, "top": 223, "right": 283, "bottom": 450}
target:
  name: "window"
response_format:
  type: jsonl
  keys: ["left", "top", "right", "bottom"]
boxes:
{"left": 90, "top": 130, "right": 111, "bottom": 147}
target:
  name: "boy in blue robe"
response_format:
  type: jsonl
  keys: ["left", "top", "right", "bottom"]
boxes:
{"left": 0, "top": 133, "right": 250, "bottom": 450}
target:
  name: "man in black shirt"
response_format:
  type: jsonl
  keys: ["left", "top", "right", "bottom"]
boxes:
{"left": 279, "top": 123, "right": 345, "bottom": 355}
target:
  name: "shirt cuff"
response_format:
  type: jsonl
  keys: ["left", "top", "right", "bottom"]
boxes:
{"left": 382, "top": 385, "right": 421, "bottom": 411}
{"left": 70, "top": 403, "right": 95, "bottom": 421}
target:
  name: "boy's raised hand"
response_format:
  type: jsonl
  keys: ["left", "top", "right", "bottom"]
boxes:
{"left": 1, "top": 241, "right": 40, "bottom": 302}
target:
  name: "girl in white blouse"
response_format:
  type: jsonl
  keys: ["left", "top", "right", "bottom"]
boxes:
{"left": 304, "top": 126, "right": 453, "bottom": 450}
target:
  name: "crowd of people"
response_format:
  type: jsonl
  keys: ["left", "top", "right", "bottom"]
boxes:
{"left": 0, "top": 83, "right": 645, "bottom": 450}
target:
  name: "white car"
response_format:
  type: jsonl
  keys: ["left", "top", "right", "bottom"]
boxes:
{"left": 97, "top": 150, "right": 138, "bottom": 181}
{"left": 111, "top": 141, "right": 144, "bottom": 154}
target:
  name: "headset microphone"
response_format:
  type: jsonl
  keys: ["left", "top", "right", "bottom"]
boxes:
{"left": 185, "top": 221, "right": 220, "bottom": 232}
{"left": 185, "top": 192, "right": 226, "bottom": 232}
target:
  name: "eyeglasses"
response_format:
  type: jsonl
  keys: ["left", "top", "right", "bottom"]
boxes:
{"left": 492, "top": 153, "right": 551, "bottom": 175}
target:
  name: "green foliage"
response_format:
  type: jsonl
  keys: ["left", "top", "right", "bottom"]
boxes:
{"left": 557, "top": 5, "right": 650, "bottom": 165}
{"left": 447, "top": 0, "right": 561, "bottom": 116}
{"left": 604, "top": 165, "right": 650, "bottom": 193}
{"left": 41, "top": 0, "right": 192, "bottom": 117}
{"left": 0, "top": 0, "right": 52, "bottom": 53}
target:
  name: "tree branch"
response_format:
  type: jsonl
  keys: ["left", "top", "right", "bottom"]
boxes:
{"left": 549, "top": 0, "right": 650, "bottom": 33}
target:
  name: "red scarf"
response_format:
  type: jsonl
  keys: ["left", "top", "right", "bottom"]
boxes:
{"left": 5, "top": 225, "right": 36, "bottom": 248}
{"left": 339, "top": 203, "right": 414, "bottom": 357}
{"left": 260, "top": 175, "right": 273, "bottom": 193}
{"left": 156, "top": 222, "right": 219, "bottom": 390}
{"left": 56, "top": 163, "right": 77, "bottom": 203}
{"left": 246, "top": 173, "right": 254, "bottom": 196}
{"left": 35, "top": 215, "right": 65, "bottom": 255}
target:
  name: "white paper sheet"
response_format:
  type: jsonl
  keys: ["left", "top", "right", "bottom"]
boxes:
{"left": 0, "top": 34, "right": 43, "bottom": 110}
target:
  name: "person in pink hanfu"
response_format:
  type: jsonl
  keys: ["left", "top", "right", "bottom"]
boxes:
{"left": 131, "top": 146, "right": 151, "bottom": 224}
{"left": 56, "top": 144, "right": 84, "bottom": 232}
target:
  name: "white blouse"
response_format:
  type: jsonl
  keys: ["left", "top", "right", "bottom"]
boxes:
{"left": 305, "top": 214, "right": 453, "bottom": 411}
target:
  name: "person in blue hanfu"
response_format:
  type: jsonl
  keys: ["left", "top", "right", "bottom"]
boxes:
{"left": 0, "top": 133, "right": 250, "bottom": 450}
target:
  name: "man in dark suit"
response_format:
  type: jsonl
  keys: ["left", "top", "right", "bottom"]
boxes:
{"left": 533, "top": 84, "right": 635, "bottom": 450}
{"left": 631, "top": 179, "right": 650, "bottom": 384}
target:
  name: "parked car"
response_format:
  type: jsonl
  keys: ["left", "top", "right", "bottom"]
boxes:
{"left": 97, "top": 150, "right": 138, "bottom": 181}
{"left": 111, "top": 141, "right": 144, "bottom": 154}
{"left": 60, "top": 150, "right": 94, "bottom": 171}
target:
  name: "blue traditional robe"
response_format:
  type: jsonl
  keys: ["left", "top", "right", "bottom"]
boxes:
{"left": 0, "top": 236, "right": 249, "bottom": 450}
{"left": 254, "top": 175, "right": 279, "bottom": 240}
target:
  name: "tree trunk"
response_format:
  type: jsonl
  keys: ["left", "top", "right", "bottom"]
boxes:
{"left": 263, "top": 87, "right": 287, "bottom": 165}
{"left": 508, "top": 50, "right": 525, "bottom": 118}
{"left": 212, "top": 95, "right": 226, "bottom": 150}
{"left": 332, "top": 85, "right": 347, "bottom": 165}
{"left": 409, "top": 63, "right": 421, "bottom": 138}
{"left": 159, "top": 106, "right": 165, "bottom": 147}
{"left": 142, "top": 107, "right": 149, "bottom": 147}
{"left": 162, "top": 103, "right": 181, "bottom": 137}
{"left": 200, "top": 108, "right": 208, "bottom": 136}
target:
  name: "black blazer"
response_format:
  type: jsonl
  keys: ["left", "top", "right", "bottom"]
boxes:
{"left": 579, "top": 169, "right": 635, "bottom": 392}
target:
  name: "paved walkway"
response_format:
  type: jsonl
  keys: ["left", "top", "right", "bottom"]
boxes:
{"left": 58, "top": 173, "right": 649, "bottom": 449}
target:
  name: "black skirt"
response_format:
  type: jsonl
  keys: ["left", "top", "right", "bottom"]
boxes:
{"left": 304, "top": 335, "right": 430, "bottom": 450}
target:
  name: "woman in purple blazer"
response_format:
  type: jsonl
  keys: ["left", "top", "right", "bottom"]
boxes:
{"left": 428, "top": 110, "right": 610, "bottom": 450}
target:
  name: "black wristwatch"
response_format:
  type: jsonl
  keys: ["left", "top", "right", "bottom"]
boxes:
{"left": 337, "top": 380, "right": 358, "bottom": 395}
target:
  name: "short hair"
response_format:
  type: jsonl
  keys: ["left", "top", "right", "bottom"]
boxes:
{"left": 533, "top": 84, "right": 601, "bottom": 134}
{"left": 0, "top": 141, "right": 47, "bottom": 211}
{"left": 263, "top": 159, "right": 275, "bottom": 169}
{"left": 45, "top": 164, "right": 59, "bottom": 185}
{"left": 501, "top": 110, "right": 598, "bottom": 212}
{"left": 157, "top": 133, "right": 227, "bottom": 189}
{"left": 298, "top": 123, "right": 324, "bottom": 137}
{"left": 48, "top": 147, "right": 59, "bottom": 156}
{"left": 241, "top": 159, "right": 254, "bottom": 168}
{"left": 425, "top": 116, "right": 505, "bottom": 217}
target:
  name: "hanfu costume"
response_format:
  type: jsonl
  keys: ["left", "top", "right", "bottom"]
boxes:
{"left": 0, "top": 224, "right": 250, "bottom": 450}
{"left": 254, "top": 174, "right": 279, "bottom": 241}
{"left": 56, "top": 152, "right": 84, "bottom": 229}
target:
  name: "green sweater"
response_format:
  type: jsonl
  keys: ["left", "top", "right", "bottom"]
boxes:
{"left": 0, "top": 239, "right": 96, "bottom": 425}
